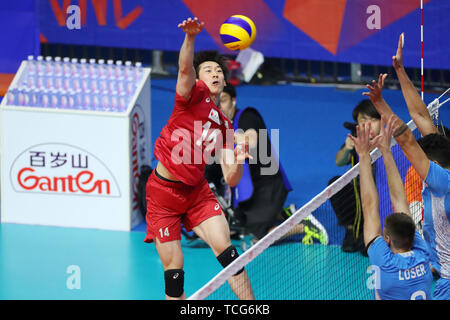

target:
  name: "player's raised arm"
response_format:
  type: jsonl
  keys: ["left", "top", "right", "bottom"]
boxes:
{"left": 363, "top": 74, "right": 431, "bottom": 181}
{"left": 348, "top": 122, "right": 381, "bottom": 247}
{"left": 176, "top": 17, "right": 204, "bottom": 100}
{"left": 393, "top": 33, "right": 438, "bottom": 136}
{"left": 372, "top": 115, "right": 410, "bottom": 216}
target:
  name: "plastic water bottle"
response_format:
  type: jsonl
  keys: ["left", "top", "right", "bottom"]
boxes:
{"left": 45, "top": 56, "right": 54, "bottom": 74}
{"left": 54, "top": 74, "right": 63, "bottom": 90}
{"left": 134, "top": 62, "right": 143, "bottom": 82}
{"left": 6, "top": 88, "right": 18, "bottom": 105}
{"left": 100, "top": 92, "right": 110, "bottom": 111}
{"left": 97, "top": 59, "right": 105, "bottom": 78}
{"left": 116, "top": 76, "right": 125, "bottom": 94}
{"left": 44, "top": 74, "right": 54, "bottom": 90}
{"left": 110, "top": 90, "right": 118, "bottom": 111}
{"left": 124, "top": 61, "right": 133, "bottom": 80}
{"left": 27, "top": 55, "right": 36, "bottom": 76}
{"left": 118, "top": 91, "right": 127, "bottom": 112}
{"left": 72, "top": 75, "right": 81, "bottom": 92}
{"left": 14, "top": 87, "right": 23, "bottom": 106}
{"left": 98, "top": 75, "right": 108, "bottom": 94}
{"left": 36, "top": 56, "right": 45, "bottom": 75}
{"left": 67, "top": 89, "right": 76, "bottom": 109}
{"left": 71, "top": 89, "right": 82, "bottom": 109}
{"left": 107, "top": 59, "right": 115, "bottom": 79}
{"left": 89, "top": 58, "right": 98, "bottom": 77}
{"left": 41, "top": 89, "right": 50, "bottom": 108}
{"left": 54, "top": 57, "right": 62, "bottom": 76}
{"left": 70, "top": 58, "right": 79, "bottom": 76}
{"left": 91, "top": 89, "right": 100, "bottom": 110}
{"left": 115, "top": 60, "right": 123, "bottom": 78}
{"left": 81, "top": 76, "right": 90, "bottom": 93}
{"left": 62, "top": 57, "right": 71, "bottom": 77}
{"left": 81, "top": 89, "right": 91, "bottom": 110}
{"left": 30, "top": 88, "right": 40, "bottom": 107}
{"left": 49, "top": 88, "right": 59, "bottom": 108}
{"left": 107, "top": 77, "right": 116, "bottom": 94}
{"left": 59, "top": 89, "right": 69, "bottom": 109}
{"left": 79, "top": 58, "right": 88, "bottom": 78}
{"left": 90, "top": 76, "right": 99, "bottom": 92}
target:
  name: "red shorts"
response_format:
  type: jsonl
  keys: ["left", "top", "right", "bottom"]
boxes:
{"left": 144, "top": 169, "right": 222, "bottom": 243}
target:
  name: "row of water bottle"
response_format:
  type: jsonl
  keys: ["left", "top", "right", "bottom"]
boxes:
{"left": 6, "top": 86, "right": 129, "bottom": 112}
{"left": 5, "top": 56, "right": 144, "bottom": 111}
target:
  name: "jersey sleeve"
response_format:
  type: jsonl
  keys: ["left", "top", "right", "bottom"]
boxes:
{"left": 425, "top": 161, "right": 450, "bottom": 197}
{"left": 368, "top": 236, "right": 391, "bottom": 267}
{"left": 411, "top": 230, "right": 429, "bottom": 257}
{"left": 174, "top": 80, "right": 207, "bottom": 107}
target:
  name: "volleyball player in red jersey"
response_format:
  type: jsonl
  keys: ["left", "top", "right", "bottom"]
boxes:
{"left": 145, "top": 17, "right": 254, "bottom": 300}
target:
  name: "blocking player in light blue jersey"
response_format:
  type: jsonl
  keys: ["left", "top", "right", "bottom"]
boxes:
{"left": 418, "top": 137, "right": 450, "bottom": 299}
{"left": 349, "top": 115, "right": 433, "bottom": 300}
{"left": 362, "top": 33, "right": 450, "bottom": 300}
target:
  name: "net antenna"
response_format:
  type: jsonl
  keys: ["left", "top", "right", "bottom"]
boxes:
{"left": 421, "top": 0, "right": 424, "bottom": 100}
{"left": 188, "top": 96, "right": 449, "bottom": 300}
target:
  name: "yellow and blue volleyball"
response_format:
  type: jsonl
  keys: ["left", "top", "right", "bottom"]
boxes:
{"left": 219, "top": 15, "right": 257, "bottom": 51}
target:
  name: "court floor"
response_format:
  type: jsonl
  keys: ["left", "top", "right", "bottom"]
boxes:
{"left": 0, "top": 222, "right": 375, "bottom": 300}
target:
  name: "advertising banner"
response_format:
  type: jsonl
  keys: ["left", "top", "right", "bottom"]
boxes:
{"left": 39, "top": 0, "right": 450, "bottom": 69}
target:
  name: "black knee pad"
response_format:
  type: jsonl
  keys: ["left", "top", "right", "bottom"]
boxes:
{"left": 217, "top": 245, "right": 244, "bottom": 276}
{"left": 164, "top": 269, "right": 184, "bottom": 297}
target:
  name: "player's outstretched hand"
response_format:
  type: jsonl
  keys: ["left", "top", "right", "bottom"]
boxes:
{"left": 392, "top": 33, "right": 404, "bottom": 70}
{"left": 234, "top": 141, "right": 253, "bottom": 164}
{"left": 362, "top": 73, "right": 388, "bottom": 105}
{"left": 178, "top": 17, "right": 204, "bottom": 37}
{"left": 371, "top": 114, "right": 399, "bottom": 153}
{"left": 348, "top": 122, "right": 371, "bottom": 157}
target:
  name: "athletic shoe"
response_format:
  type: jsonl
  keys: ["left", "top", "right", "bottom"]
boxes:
{"left": 281, "top": 203, "right": 298, "bottom": 220}
{"left": 301, "top": 215, "right": 329, "bottom": 245}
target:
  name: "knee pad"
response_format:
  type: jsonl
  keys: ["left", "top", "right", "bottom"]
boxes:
{"left": 164, "top": 269, "right": 184, "bottom": 297}
{"left": 217, "top": 245, "right": 244, "bottom": 276}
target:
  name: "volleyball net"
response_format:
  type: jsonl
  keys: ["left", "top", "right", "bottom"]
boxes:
{"left": 189, "top": 94, "right": 448, "bottom": 300}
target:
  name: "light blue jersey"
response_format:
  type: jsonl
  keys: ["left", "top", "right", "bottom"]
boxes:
{"left": 368, "top": 231, "right": 433, "bottom": 300}
{"left": 422, "top": 161, "right": 450, "bottom": 300}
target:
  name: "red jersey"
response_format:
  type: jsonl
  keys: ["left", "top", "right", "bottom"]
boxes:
{"left": 154, "top": 80, "right": 233, "bottom": 186}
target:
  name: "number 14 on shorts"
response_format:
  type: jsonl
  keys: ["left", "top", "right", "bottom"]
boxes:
{"left": 159, "top": 227, "right": 170, "bottom": 238}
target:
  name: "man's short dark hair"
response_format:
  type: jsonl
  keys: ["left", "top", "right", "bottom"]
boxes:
{"left": 352, "top": 100, "right": 381, "bottom": 122}
{"left": 417, "top": 133, "right": 450, "bottom": 168}
{"left": 222, "top": 82, "right": 236, "bottom": 98}
{"left": 193, "top": 50, "right": 229, "bottom": 81}
{"left": 384, "top": 212, "right": 416, "bottom": 251}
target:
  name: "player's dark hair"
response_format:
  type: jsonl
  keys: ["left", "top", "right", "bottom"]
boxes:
{"left": 417, "top": 133, "right": 450, "bottom": 168}
{"left": 193, "top": 50, "right": 229, "bottom": 81}
{"left": 384, "top": 212, "right": 416, "bottom": 251}
{"left": 352, "top": 100, "right": 381, "bottom": 122}
{"left": 222, "top": 82, "right": 236, "bottom": 98}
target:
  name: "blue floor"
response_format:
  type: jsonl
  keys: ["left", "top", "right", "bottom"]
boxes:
{"left": 0, "top": 80, "right": 448, "bottom": 299}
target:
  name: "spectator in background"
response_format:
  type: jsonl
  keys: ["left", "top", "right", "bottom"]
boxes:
{"left": 329, "top": 100, "right": 381, "bottom": 255}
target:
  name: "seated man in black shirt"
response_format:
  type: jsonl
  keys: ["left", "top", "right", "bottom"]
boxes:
{"left": 205, "top": 84, "right": 328, "bottom": 247}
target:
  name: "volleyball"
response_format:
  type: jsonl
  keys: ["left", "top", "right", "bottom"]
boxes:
{"left": 219, "top": 15, "right": 257, "bottom": 51}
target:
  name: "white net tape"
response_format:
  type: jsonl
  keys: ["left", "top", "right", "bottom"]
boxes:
{"left": 189, "top": 94, "right": 448, "bottom": 300}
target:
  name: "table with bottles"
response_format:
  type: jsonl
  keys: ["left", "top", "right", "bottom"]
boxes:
{"left": 0, "top": 56, "right": 152, "bottom": 231}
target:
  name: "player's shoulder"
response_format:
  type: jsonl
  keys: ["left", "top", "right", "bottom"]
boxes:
{"left": 425, "top": 161, "right": 450, "bottom": 195}
{"left": 175, "top": 79, "right": 209, "bottom": 106}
